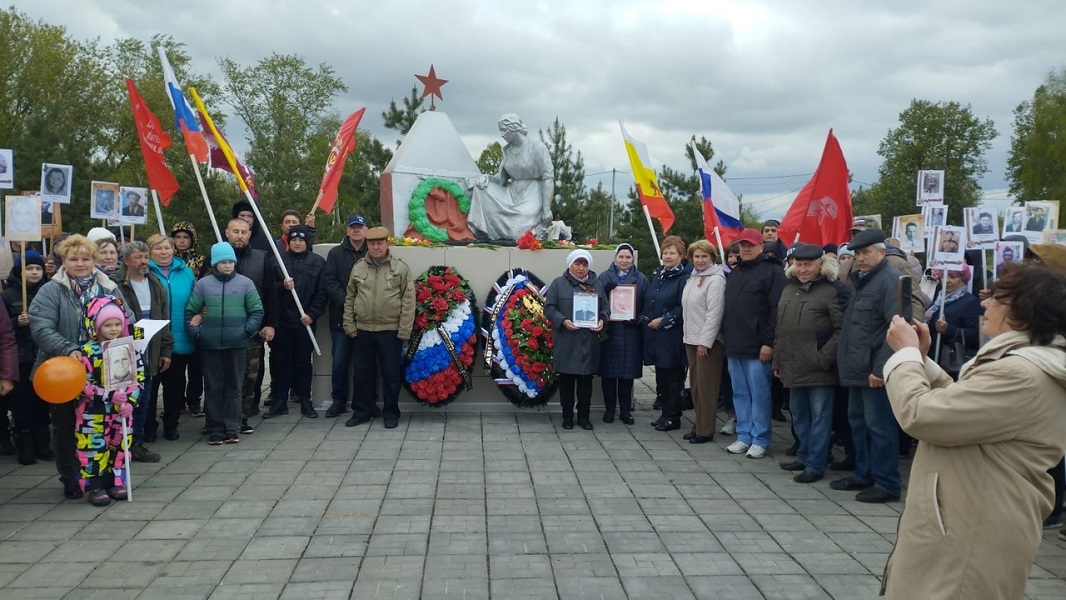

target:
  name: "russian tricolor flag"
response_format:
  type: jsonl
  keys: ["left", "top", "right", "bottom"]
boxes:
{"left": 158, "top": 47, "right": 209, "bottom": 163}
{"left": 691, "top": 141, "right": 743, "bottom": 247}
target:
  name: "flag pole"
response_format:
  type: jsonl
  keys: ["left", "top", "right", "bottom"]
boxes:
{"left": 20, "top": 243, "right": 27, "bottom": 315}
{"left": 240, "top": 187, "right": 321, "bottom": 356}
{"left": 151, "top": 190, "right": 166, "bottom": 235}
{"left": 188, "top": 155, "right": 222, "bottom": 243}
{"left": 712, "top": 226, "right": 725, "bottom": 263}
{"left": 308, "top": 189, "right": 325, "bottom": 215}
{"left": 933, "top": 273, "right": 947, "bottom": 364}
{"left": 641, "top": 205, "right": 663, "bottom": 265}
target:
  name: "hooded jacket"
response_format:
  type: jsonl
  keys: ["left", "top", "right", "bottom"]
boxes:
{"left": 148, "top": 257, "right": 196, "bottom": 355}
{"left": 79, "top": 295, "right": 144, "bottom": 409}
{"left": 881, "top": 332, "right": 1066, "bottom": 599}
{"left": 773, "top": 256, "right": 847, "bottom": 388}
{"left": 171, "top": 221, "right": 208, "bottom": 278}
{"left": 186, "top": 270, "right": 264, "bottom": 350}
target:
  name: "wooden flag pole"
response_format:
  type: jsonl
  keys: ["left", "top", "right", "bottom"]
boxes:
{"left": 932, "top": 274, "right": 947, "bottom": 364}
{"left": 20, "top": 243, "right": 27, "bottom": 315}
{"left": 641, "top": 205, "right": 663, "bottom": 265}
{"left": 241, "top": 188, "right": 321, "bottom": 356}
{"left": 308, "top": 189, "right": 325, "bottom": 215}
{"left": 712, "top": 226, "right": 725, "bottom": 264}
{"left": 189, "top": 155, "right": 222, "bottom": 243}
{"left": 151, "top": 190, "right": 166, "bottom": 235}
{"left": 131, "top": 224, "right": 135, "bottom": 241}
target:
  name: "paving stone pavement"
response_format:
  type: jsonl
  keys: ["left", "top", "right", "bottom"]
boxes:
{"left": 2, "top": 373, "right": 1065, "bottom": 599}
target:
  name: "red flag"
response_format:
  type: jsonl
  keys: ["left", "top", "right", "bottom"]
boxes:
{"left": 125, "top": 78, "right": 180, "bottom": 205}
{"left": 317, "top": 108, "right": 365, "bottom": 214}
{"left": 196, "top": 109, "right": 258, "bottom": 199}
{"left": 778, "top": 129, "right": 853, "bottom": 247}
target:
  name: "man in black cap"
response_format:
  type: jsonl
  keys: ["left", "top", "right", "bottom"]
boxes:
{"left": 831, "top": 229, "right": 902, "bottom": 503}
{"left": 232, "top": 200, "right": 274, "bottom": 253}
{"left": 263, "top": 225, "right": 327, "bottom": 419}
{"left": 322, "top": 215, "right": 374, "bottom": 418}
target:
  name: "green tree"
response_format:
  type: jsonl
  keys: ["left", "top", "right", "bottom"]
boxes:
{"left": 219, "top": 53, "right": 347, "bottom": 234}
{"left": 872, "top": 99, "right": 997, "bottom": 224}
{"left": 381, "top": 86, "right": 425, "bottom": 138}
{"left": 477, "top": 142, "right": 502, "bottom": 174}
{"left": 1007, "top": 66, "right": 1066, "bottom": 223}
{"left": 539, "top": 117, "right": 587, "bottom": 226}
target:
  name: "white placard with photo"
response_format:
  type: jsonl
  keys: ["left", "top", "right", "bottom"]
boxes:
{"left": 929, "top": 225, "right": 966, "bottom": 269}
{"left": 40, "top": 163, "right": 73, "bottom": 204}
{"left": 1018, "top": 201, "right": 1059, "bottom": 245}
{"left": 117, "top": 186, "right": 148, "bottom": 225}
{"left": 572, "top": 291, "right": 599, "bottom": 329}
{"left": 102, "top": 337, "right": 137, "bottom": 392}
{"left": 993, "top": 241, "right": 1024, "bottom": 281}
{"left": 4, "top": 195, "right": 42, "bottom": 241}
{"left": 916, "top": 169, "right": 945, "bottom": 205}
{"left": 1002, "top": 206, "right": 1026, "bottom": 237}
{"left": 922, "top": 202, "right": 946, "bottom": 234}
{"left": 0, "top": 149, "right": 13, "bottom": 189}
{"left": 609, "top": 284, "right": 636, "bottom": 321}
{"left": 965, "top": 207, "right": 998, "bottom": 248}
{"left": 90, "top": 181, "right": 120, "bottom": 220}
{"left": 895, "top": 214, "right": 925, "bottom": 253}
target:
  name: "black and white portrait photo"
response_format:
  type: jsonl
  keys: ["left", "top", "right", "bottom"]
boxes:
{"left": 90, "top": 181, "right": 120, "bottom": 220}
{"left": 118, "top": 186, "right": 148, "bottom": 224}
{"left": 40, "top": 163, "right": 73, "bottom": 204}
{"left": 916, "top": 169, "right": 945, "bottom": 205}
{"left": 0, "top": 149, "right": 12, "bottom": 189}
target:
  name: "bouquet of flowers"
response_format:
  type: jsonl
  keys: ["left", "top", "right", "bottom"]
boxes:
{"left": 516, "top": 231, "right": 542, "bottom": 250}
{"left": 482, "top": 268, "right": 557, "bottom": 407}
{"left": 403, "top": 266, "right": 478, "bottom": 407}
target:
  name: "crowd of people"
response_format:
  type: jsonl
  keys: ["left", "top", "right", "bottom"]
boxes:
{"left": 1, "top": 207, "right": 1064, "bottom": 594}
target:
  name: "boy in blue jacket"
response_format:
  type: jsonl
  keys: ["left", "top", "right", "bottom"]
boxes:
{"left": 186, "top": 243, "right": 264, "bottom": 445}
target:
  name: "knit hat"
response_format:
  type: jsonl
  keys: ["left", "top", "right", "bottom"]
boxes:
{"left": 287, "top": 225, "right": 310, "bottom": 241}
{"left": 210, "top": 242, "right": 237, "bottom": 266}
{"left": 14, "top": 250, "right": 45, "bottom": 269}
{"left": 83, "top": 296, "right": 129, "bottom": 340}
{"left": 94, "top": 303, "right": 125, "bottom": 331}
{"left": 231, "top": 200, "right": 254, "bottom": 218}
{"left": 823, "top": 244, "right": 839, "bottom": 255}
{"left": 947, "top": 264, "right": 972, "bottom": 284}
{"left": 566, "top": 249, "right": 593, "bottom": 269}
{"left": 87, "top": 227, "right": 116, "bottom": 244}
{"left": 837, "top": 244, "right": 854, "bottom": 258}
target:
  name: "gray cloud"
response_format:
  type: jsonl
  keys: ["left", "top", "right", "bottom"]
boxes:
{"left": 13, "top": 0, "right": 1062, "bottom": 218}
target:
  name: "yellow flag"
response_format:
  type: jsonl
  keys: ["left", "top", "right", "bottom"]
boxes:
{"left": 188, "top": 87, "right": 249, "bottom": 194}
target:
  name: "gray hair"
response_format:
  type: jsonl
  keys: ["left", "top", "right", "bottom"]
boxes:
{"left": 120, "top": 240, "right": 150, "bottom": 260}
{"left": 498, "top": 113, "right": 527, "bottom": 135}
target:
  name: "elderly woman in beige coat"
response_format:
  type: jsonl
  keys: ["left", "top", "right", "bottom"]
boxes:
{"left": 881, "top": 263, "right": 1066, "bottom": 599}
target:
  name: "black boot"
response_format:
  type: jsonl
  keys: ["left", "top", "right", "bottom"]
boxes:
{"left": 0, "top": 429, "right": 14, "bottom": 456}
{"left": 32, "top": 427, "right": 55, "bottom": 461}
{"left": 13, "top": 430, "right": 36, "bottom": 465}
{"left": 300, "top": 399, "right": 318, "bottom": 419}
{"left": 262, "top": 399, "right": 289, "bottom": 419}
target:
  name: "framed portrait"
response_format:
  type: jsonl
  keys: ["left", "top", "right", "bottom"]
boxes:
{"left": 895, "top": 214, "right": 924, "bottom": 253}
{"left": 993, "top": 241, "right": 1024, "bottom": 282}
{"left": 964, "top": 207, "right": 997, "bottom": 248}
{"left": 102, "top": 337, "right": 136, "bottom": 392}
{"left": 5, "top": 195, "right": 41, "bottom": 241}
{"left": 929, "top": 225, "right": 966, "bottom": 269}
{"left": 609, "top": 284, "right": 636, "bottom": 321}
{"left": 1002, "top": 206, "right": 1026, "bottom": 236}
{"left": 0, "top": 149, "right": 12, "bottom": 189}
{"left": 572, "top": 291, "right": 599, "bottom": 329}
{"left": 916, "top": 169, "right": 945, "bottom": 205}
{"left": 40, "top": 163, "right": 73, "bottom": 204}
{"left": 118, "top": 186, "right": 148, "bottom": 225}
{"left": 922, "top": 202, "right": 946, "bottom": 233}
{"left": 90, "top": 181, "right": 120, "bottom": 220}
{"left": 1043, "top": 229, "right": 1066, "bottom": 246}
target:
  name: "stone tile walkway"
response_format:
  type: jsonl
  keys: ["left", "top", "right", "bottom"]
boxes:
{"left": 1, "top": 374, "right": 1065, "bottom": 599}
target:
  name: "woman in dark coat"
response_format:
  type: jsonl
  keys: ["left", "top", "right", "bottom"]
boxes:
{"left": 597, "top": 243, "right": 648, "bottom": 425}
{"left": 642, "top": 235, "right": 690, "bottom": 432}
{"left": 924, "top": 264, "right": 983, "bottom": 379}
{"left": 545, "top": 249, "right": 608, "bottom": 431}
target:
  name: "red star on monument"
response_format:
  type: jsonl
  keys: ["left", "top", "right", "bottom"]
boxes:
{"left": 415, "top": 65, "right": 448, "bottom": 111}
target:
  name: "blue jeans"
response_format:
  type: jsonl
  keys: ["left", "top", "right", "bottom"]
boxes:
{"left": 847, "top": 386, "right": 901, "bottom": 495}
{"left": 790, "top": 386, "right": 835, "bottom": 474}
{"left": 727, "top": 357, "right": 773, "bottom": 448}
{"left": 133, "top": 375, "right": 151, "bottom": 444}
{"left": 330, "top": 329, "right": 355, "bottom": 407}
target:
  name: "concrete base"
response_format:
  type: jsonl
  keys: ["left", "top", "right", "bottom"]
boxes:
{"left": 303, "top": 244, "right": 622, "bottom": 411}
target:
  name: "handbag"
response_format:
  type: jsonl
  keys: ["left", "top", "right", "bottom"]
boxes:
{"left": 937, "top": 330, "right": 967, "bottom": 372}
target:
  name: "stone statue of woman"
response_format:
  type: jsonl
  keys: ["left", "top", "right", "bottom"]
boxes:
{"left": 467, "top": 114, "right": 554, "bottom": 241}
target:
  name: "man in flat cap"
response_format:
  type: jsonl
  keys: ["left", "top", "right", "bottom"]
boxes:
{"left": 831, "top": 229, "right": 902, "bottom": 503}
{"left": 342, "top": 227, "right": 414, "bottom": 429}
{"left": 772, "top": 243, "right": 847, "bottom": 484}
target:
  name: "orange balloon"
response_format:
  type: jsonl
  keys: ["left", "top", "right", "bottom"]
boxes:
{"left": 33, "top": 356, "right": 86, "bottom": 404}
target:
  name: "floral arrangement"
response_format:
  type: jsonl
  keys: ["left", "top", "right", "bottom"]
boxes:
{"left": 482, "top": 268, "right": 557, "bottom": 407}
{"left": 516, "top": 231, "right": 542, "bottom": 250}
{"left": 403, "top": 266, "right": 478, "bottom": 407}
{"left": 390, "top": 236, "right": 436, "bottom": 247}
{"left": 407, "top": 178, "right": 471, "bottom": 242}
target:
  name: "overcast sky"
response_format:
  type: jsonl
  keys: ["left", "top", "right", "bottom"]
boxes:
{"left": 14, "top": 0, "right": 1063, "bottom": 219}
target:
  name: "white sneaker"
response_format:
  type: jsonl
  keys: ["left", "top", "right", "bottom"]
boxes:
{"left": 720, "top": 417, "right": 737, "bottom": 435}
{"left": 725, "top": 440, "right": 750, "bottom": 454}
{"left": 746, "top": 445, "right": 767, "bottom": 459}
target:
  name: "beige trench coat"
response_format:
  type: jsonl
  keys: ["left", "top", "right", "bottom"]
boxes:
{"left": 881, "top": 331, "right": 1066, "bottom": 599}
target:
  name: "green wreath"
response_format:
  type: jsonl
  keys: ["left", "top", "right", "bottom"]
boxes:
{"left": 408, "top": 178, "right": 472, "bottom": 243}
